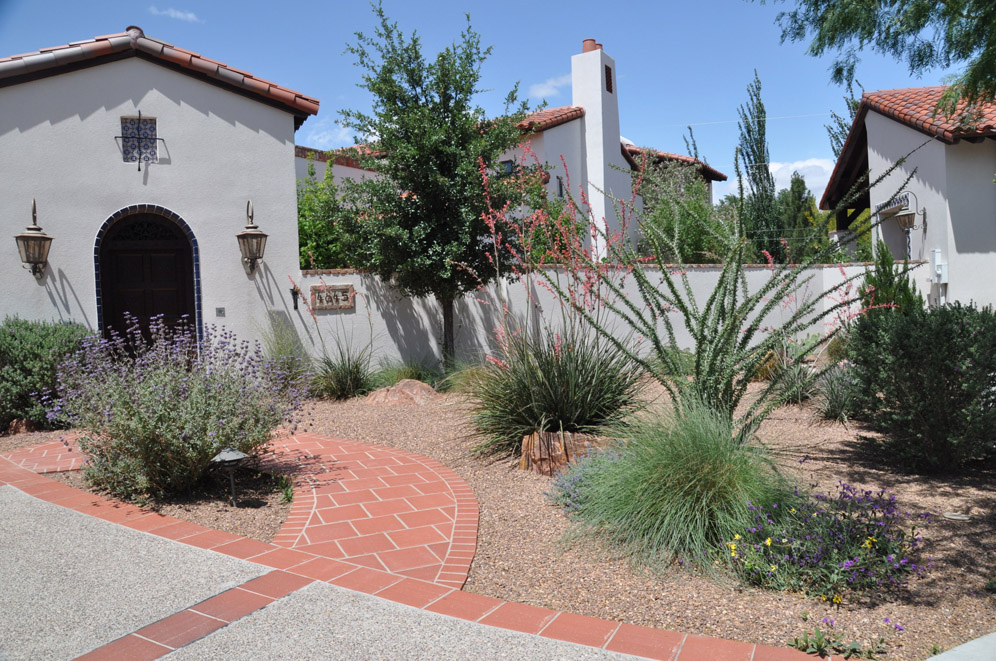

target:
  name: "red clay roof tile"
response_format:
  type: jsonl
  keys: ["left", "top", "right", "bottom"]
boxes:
{"left": 517, "top": 106, "right": 585, "bottom": 131}
{"left": 0, "top": 26, "right": 319, "bottom": 123}
{"left": 623, "top": 144, "right": 727, "bottom": 182}
{"left": 862, "top": 86, "right": 996, "bottom": 143}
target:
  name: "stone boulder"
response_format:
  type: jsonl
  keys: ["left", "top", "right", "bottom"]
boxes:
{"left": 365, "top": 379, "right": 438, "bottom": 406}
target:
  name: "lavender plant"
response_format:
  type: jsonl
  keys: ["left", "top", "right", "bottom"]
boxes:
{"left": 49, "top": 316, "right": 304, "bottom": 501}
{"left": 728, "top": 482, "right": 930, "bottom": 603}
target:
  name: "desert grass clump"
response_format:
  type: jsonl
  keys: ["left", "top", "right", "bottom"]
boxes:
{"left": 49, "top": 317, "right": 303, "bottom": 502}
{"left": 371, "top": 358, "right": 444, "bottom": 389}
{"left": 311, "top": 336, "right": 375, "bottom": 400}
{"left": 470, "top": 323, "right": 643, "bottom": 456}
{"left": 552, "top": 399, "right": 792, "bottom": 567}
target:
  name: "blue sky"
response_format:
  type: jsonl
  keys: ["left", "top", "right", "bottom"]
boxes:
{"left": 0, "top": 0, "right": 957, "bottom": 200}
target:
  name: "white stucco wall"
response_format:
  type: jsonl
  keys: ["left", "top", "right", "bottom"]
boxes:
{"left": 296, "top": 152, "right": 374, "bottom": 188}
{"left": 943, "top": 139, "right": 996, "bottom": 307}
{"left": 293, "top": 263, "right": 867, "bottom": 365}
{"left": 865, "top": 111, "right": 951, "bottom": 305}
{"left": 0, "top": 56, "right": 302, "bottom": 341}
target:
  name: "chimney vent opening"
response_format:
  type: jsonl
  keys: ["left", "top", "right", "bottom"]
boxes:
{"left": 605, "top": 65, "right": 613, "bottom": 93}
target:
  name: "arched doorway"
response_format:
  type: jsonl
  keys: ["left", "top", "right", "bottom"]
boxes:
{"left": 97, "top": 212, "right": 196, "bottom": 340}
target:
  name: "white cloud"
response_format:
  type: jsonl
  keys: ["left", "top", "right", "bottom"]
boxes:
{"left": 148, "top": 6, "right": 202, "bottom": 23}
{"left": 768, "top": 158, "right": 836, "bottom": 199}
{"left": 300, "top": 116, "right": 354, "bottom": 150}
{"left": 711, "top": 158, "right": 836, "bottom": 203}
{"left": 528, "top": 74, "right": 572, "bottom": 102}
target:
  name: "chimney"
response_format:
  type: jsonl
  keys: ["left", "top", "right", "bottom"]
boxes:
{"left": 572, "top": 39, "right": 625, "bottom": 257}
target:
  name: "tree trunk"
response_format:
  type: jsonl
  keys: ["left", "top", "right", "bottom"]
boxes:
{"left": 439, "top": 294, "right": 455, "bottom": 370}
{"left": 519, "top": 431, "right": 605, "bottom": 476}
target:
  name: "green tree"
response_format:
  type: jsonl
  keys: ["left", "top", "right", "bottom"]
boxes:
{"left": 339, "top": 4, "right": 528, "bottom": 365}
{"left": 736, "top": 71, "right": 779, "bottom": 261}
{"left": 825, "top": 80, "right": 863, "bottom": 159}
{"left": 296, "top": 157, "right": 357, "bottom": 269}
{"left": 769, "top": 0, "right": 996, "bottom": 114}
{"left": 776, "top": 171, "right": 821, "bottom": 261}
{"left": 635, "top": 158, "right": 733, "bottom": 264}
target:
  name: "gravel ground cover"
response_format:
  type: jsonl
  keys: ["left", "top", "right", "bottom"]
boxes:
{"left": 3, "top": 385, "right": 993, "bottom": 660}
{"left": 300, "top": 386, "right": 995, "bottom": 661}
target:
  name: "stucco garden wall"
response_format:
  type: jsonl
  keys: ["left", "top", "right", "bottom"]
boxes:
{"left": 288, "top": 263, "right": 869, "bottom": 365}
{"left": 0, "top": 57, "right": 301, "bottom": 341}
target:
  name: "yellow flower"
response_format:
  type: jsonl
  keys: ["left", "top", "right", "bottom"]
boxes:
{"left": 734, "top": 534, "right": 741, "bottom": 540}
{"left": 729, "top": 543, "right": 737, "bottom": 552}
{"left": 765, "top": 537, "right": 772, "bottom": 547}
{"left": 812, "top": 512, "right": 818, "bottom": 518}
{"left": 731, "top": 550, "right": 738, "bottom": 558}
{"left": 789, "top": 507, "right": 796, "bottom": 514}
{"left": 862, "top": 536, "right": 877, "bottom": 549}
{"left": 832, "top": 595, "right": 842, "bottom": 605}
{"left": 770, "top": 565, "right": 777, "bottom": 572}
{"left": 821, "top": 594, "right": 827, "bottom": 602}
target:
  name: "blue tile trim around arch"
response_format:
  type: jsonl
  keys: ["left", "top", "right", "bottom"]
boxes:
{"left": 93, "top": 204, "right": 203, "bottom": 343}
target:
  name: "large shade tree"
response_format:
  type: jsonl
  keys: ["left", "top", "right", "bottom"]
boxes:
{"left": 339, "top": 4, "right": 528, "bottom": 365}
{"left": 768, "top": 0, "right": 996, "bottom": 113}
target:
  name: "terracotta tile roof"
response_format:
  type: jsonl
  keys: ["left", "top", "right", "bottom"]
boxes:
{"left": 861, "top": 86, "right": 996, "bottom": 143}
{"left": 295, "top": 145, "right": 378, "bottom": 172}
{"left": 623, "top": 145, "right": 727, "bottom": 182}
{"left": 516, "top": 106, "right": 585, "bottom": 132}
{"left": 819, "top": 84, "right": 996, "bottom": 210}
{"left": 0, "top": 26, "right": 319, "bottom": 126}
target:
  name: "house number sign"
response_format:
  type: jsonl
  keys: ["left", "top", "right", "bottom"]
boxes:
{"left": 310, "top": 284, "right": 355, "bottom": 310}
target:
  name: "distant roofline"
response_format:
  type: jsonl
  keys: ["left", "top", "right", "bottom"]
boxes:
{"left": 0, "top": 26, "right": 319, "bottom": 128}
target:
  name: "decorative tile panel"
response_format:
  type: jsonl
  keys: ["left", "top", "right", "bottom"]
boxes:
{"left": 120, "top": 117, "right": 158, "bottom": 163}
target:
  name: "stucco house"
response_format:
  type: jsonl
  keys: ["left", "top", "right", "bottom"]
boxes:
{"left": 297, "top": 39, "right": 726, "bottom": 258}
{"left": 0, "top": 26, "right": 318, "bottom": 342}
{"left": 821, "top": 86, "right": 996, "bottom": 308}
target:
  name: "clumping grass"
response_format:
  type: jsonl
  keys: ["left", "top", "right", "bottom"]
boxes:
{"left": 814, "top": 363, "right": 856, "bottom": 423}
{"left": 436, "top": 361, "right": 488, "bottom": 394}
{"left": 311, "top": 337, "right": 375, "bottom": 400}
{"left": 469, "top": 324, "right": 643, "bottom": 456}
{"left": 550, "top": 399, "right": 792, "bottom": 568}
{"left": 371, "top": 358, "right": 444, "bottom": 389}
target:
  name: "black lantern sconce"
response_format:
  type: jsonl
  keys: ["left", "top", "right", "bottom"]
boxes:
{"left": 236, "top": 200, "right": 267, "bottom": 274}
{"left": 14, "top": 199, "right": 53, "bottom": 278}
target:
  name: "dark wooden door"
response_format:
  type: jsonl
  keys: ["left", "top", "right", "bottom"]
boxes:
{"left": 99, "top": 213, "right": 195, "bottom": 340}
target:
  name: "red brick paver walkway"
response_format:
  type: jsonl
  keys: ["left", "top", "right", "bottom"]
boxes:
{"left": 0, "top": 434, "right": 814, "bottom": 661}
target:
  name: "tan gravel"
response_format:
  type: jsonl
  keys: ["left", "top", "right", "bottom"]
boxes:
{"left": 300, "top": 385, "right": 996, "bottom": 661}
{"left": 4, "top": 388, "right": 994, "bottom": 660}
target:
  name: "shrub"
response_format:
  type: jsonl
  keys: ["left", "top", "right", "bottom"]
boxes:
{"left": 550, "top": 399, "right": 792, "bottom": 567}
{"left": 860, "top": 240, "right": 924, "bottom": 313}
{"left": 469, "top": 323, "right": 643, "bottom": 455}
{"left": 371, "top": 358, "right": 444, "bottom": 390}
{"left": 257, "top": 313, "right": 311, "bottom": 394}
{"left": 50, "top": 318, "right": 302, "bottom": 501}
{"left": 0, "top": 317, "right": 91, "bottom": 430}
{"left": 814, "top": 363, "right": 857, "bottom": 423}
{"left": 850, "top": 303, "right": 996, "bottom": 472}
{"left": 436, "top": 360, "right": 487, "bottom": 394}
{"left": 311, "top": 337, "right": 375, "bottom": 400}
{"left": 548, "top": 448, "right": 622, "bottom": 514}
{"left": 775, "top": 362, "right": 816, "bottom": 405}
{"left": 730, "top": 483, "right": 930, "bottom": 603}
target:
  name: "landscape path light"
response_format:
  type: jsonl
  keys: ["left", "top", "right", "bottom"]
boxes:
{"left": 211, "top": 447, "right": 249, "bottom": 506}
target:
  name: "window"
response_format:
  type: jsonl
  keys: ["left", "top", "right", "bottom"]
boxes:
{"left": 121, "top": 116, "right": 158, "bottom": 164}
{"left": 557, "top": 176, "right": 565, "bottom": 199}
{"left": 500, "top": 159, "right": 515, "bottom": 175}
{"left": 605, "top": 65, "right": 613, "bottom": 94}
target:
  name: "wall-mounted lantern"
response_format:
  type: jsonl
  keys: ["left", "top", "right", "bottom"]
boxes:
{"left": 876, "top": 191, "right": 924, "bottom": 260}
{"left": 14, "top": 199, "right": 53, "bottom": 278}
{"left": 236, "top": 200, "right": 267, "bottom": 274}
